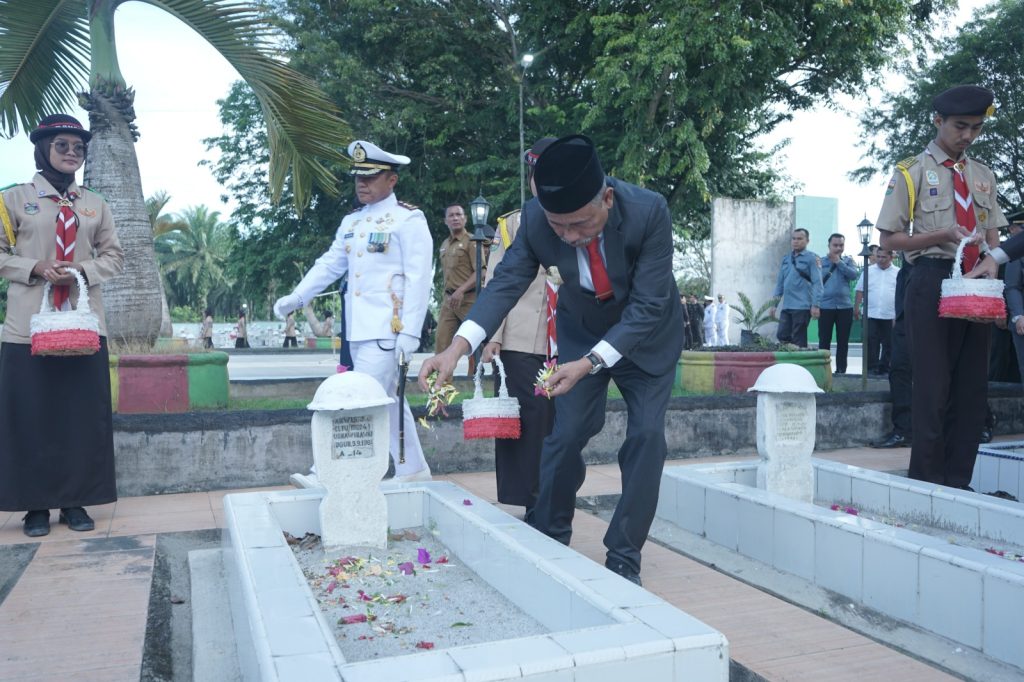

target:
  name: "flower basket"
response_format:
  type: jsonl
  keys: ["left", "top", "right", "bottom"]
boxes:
{"left": 462, "top": 355, "right": 521, "bottom": 440}
{"left": 939, "top": 237, "right": 1006, "bottom": 322}
{"left": 30, "top": 269, "right": 100, "bottom": 357}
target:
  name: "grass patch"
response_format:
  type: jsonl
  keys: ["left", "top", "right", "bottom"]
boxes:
{"left": 229, "top": 397, "right": 310, "bottom": 410}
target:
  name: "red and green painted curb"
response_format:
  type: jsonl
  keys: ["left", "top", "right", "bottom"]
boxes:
{"left": 678, "top": 349, "right": 831, "bottom": 395}
{"left": 109, "top": 351, "right": 229, "bottom": 413}
{"left": 305, "top": 336, "right": 341, "bottom": 350}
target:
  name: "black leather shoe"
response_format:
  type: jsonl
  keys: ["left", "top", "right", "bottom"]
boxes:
{"left": 22, "top": 510, "right": 50, "bottom": 537}
{"left": 872, "top": 432, "right": 909, "bottom": 449}
{"left": 606, "top": 561, "right": 643, "bottom": 587}
{"left": 59, "top": 507, "right": 95, "bottom": 532}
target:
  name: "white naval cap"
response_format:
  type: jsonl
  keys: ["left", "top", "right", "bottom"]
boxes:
{"left": 347, "top": 140, "right": 411, "bottom": 175}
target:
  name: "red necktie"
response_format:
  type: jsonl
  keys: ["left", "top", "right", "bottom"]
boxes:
{"left": 585, "top": 239, "right": 613, "bottom": 301}
{"left": 49, "top": 193, "right": 78, "bottom": 310}
{"left": 941, "top": 159, "right": 979, "bottom": 273}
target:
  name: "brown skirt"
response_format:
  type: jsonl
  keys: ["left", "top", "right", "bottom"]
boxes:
{"left": 0, "top": 339, "right": 117, "bottom": 511}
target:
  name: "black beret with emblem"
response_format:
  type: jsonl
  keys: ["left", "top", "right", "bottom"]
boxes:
{"left": 932, "top": 85, "right": 995, "bottom": 117}
{"left": 533, "top": 134, "right": 606, "bottom": 214}
{"left": 347, "top": 140, "right": 411, "bottom": 176}
{"left": 30, "top": 114, "right": 92, "bottom": 143}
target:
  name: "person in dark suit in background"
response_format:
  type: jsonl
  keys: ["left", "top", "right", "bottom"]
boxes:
{"left": 419, "top": 135, "right": 684, "bottom": 586}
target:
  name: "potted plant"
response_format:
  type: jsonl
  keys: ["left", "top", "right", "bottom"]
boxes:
{"left": 730, "top": 292, "right": 778, "bottom": 346}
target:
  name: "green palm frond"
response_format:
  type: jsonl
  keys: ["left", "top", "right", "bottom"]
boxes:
{"left": 141, "top": 0, "right": 350, "bottom": 208}
{"left": 0, "top": 0, "right": 90, "bottom": 137}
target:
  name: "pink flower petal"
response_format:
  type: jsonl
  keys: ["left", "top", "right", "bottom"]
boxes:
{"left": 417, "top": 548, "right": 432, "bottom": 564}
{"left": 415, "top": 641, "right": 435, "bottom": 650}
{"left": 397, "top": 561, "right": 415, "bottom": 575}
{"left": 337, "top": 364, "right": 349, "bottom": 373}
{"left": 436, "top": 556, "right": 449, "bottom": 564}
{"left": 462, "top": 499, "right": 473, "bottom": 506}
{"left": 340, "top": 614, "right": 367, "bottom": 625}
{"left": 326, "top": 581, "right": 337, "bottom": 594}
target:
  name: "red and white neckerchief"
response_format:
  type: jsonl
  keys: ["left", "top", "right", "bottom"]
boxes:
{"left": 48, "top": 190, "right": 79, "bottom": 310}
{"left": 545, "top": 278, "right": 559, "bottom": 360}
{"left": 940, "top": 158, "right": 979, "bottom": 273}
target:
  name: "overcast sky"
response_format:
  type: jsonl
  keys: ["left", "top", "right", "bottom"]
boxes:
{"left": 0, "top": 0, "right": 987, "bottom": 241}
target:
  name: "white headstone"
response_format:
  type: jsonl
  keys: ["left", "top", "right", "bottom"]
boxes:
{"left": 308, "top": 371, "right": 394, "bottom": 550}
{"left": 748, "top": 364, "right": 822, "bottom": 503}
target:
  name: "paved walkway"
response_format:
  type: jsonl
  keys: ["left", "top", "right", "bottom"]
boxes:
{"left": 0, "top": 444, "right": 986, "bottom": 680}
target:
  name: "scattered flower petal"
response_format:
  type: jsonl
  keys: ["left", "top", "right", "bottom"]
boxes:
{"left": 340, "top": 614, "right": 367, "bottom": 625}
{"left": 462, "top": 499, "right": 473, "bottom": 506}
{"left": 337, "top": 364, "right": 349, "bottom": 374}
{"left": 451, "top": 621, "right": 472, "bottom": 627}
{"left": 415, "top": 641, "right": 435, "bottom": 650}
{"left": 397, "top": 562, "right": 415, "bottom": 575}
{"left": 417, "top": 548, "right": 432, "bottom": 564}
{"left": 326, "top": 581, "right": 338, "bottom": 594}
{"left": 436, "top": 556, "right": 449, "bottom": 564}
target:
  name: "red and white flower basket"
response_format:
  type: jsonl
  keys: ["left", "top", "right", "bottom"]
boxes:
{"left": 462, "top": 356, "right": 521, "bottom": 440}
{"left": 939, "top": 237, "right": 1006, "bottom": 322}
{"left": 30, "top": 269, "right": 100, "bottom": 357}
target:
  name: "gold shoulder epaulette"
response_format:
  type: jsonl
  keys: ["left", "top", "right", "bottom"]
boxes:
{"left": 896, "top": 156, "right": 918, "bottom": 170}
{"left": 397, "top": 200, "right": 418, "bottom": 210}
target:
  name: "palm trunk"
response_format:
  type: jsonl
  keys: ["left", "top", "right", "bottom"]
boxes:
{"left": 81, "top": 84, "right": 163, "bottom": 345}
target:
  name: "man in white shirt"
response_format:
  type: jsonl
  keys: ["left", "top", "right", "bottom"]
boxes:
{"left": 714, "top": 294, "right": 730, "bottom": 345}
{"left": 855, "top": 248, "right": 899, "bottom": 376}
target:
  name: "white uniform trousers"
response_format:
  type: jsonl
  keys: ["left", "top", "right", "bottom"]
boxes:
{"left": 350, "top": 340, "right": 430, "bottom": 478}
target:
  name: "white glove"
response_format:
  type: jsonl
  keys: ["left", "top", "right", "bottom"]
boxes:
{"left": 395, "top": 333, "right": 420, "bottom": 361}
{"left": 273, "top": 293, "right": 303, "bottom": 320}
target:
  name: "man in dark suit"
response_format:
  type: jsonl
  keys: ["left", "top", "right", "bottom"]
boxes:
{"left": 419, "top": 135, "right": 684, "bottom": 586}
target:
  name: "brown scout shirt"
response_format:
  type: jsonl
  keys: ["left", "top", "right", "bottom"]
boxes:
{"left": 484, "top": 210, "right": 550, "bottom": 356}
{"left": 876, "top": 141, "right": 1007, "bottom": 262}
{"left": 0, "top": 174, "right": 125, "bottom": 343}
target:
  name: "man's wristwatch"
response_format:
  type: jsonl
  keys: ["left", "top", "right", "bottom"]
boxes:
{"left": 585, "top": 352, "right": 605, "bottom": 375}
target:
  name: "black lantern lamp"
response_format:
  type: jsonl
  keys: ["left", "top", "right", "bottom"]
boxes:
{"left": 857, "top": 216, "right": 874, "bottom": 388}
{"left": 469, "top": 195, "right": 494, "bottom": 365}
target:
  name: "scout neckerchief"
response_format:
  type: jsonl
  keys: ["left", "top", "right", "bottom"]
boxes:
{"left": 47, "top": 189, "right": 79, "bottom": 310}
{"left": 940, "top": 158, "right": 979, "bottom": 273}
{"left": 585, "top": 239, "right": 613, "bottom": 301}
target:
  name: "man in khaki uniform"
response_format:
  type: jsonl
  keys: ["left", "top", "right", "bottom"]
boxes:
{"left": 435, "top": 203, "right": 482, "bottom": 352}
{"left": 876, "top": 84, "right": 1007, "bottom": 489}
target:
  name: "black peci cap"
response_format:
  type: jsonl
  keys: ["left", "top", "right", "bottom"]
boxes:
{"left": 29, "top": 114, "right": 92, "bottom": 143}
{"left": 533, "top": 135, "right": 606, "bottom": 214}
{"left": 932, "top": 85, "right": 995, "bottom": 117}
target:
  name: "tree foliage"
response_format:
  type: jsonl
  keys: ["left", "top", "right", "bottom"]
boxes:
{"left": 206, "top": 0, "right": 950, "bottom": 304}
{"left": 852, "top": 0, "right": 1023, "bottom": 212}
{"left": 155, "top": 205, "right": 238, "bottom": 314}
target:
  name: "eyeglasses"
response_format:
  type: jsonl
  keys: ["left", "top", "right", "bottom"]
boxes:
{"left": 50, "top": 140, "right": 87, "bottom": 157}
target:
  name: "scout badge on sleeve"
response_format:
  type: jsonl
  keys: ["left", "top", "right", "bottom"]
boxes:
{"left": 938, "top": 236, "right": 1006, "bottom": 322}
{"left": 462, "top": 356, "right": 521, "bottom": 440}
{"left": 30, "top": 269, "right": 100, "bottom": 356}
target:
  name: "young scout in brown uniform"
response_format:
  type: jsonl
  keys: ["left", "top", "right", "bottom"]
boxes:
{"left": 434, "top": 203, "right": 483, "bottom": 352}
{"left": 876, "top": 85, "right": 1007, "bottom": 489}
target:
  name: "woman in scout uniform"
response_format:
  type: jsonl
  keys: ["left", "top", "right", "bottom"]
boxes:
{"left": 235, "top": 309, "right": 250, "bottom": 348}
{"left": 0, "top": 114, "right": 124, "bottom": 537}
{"left": 876, "top": 85, "right": 1006, "bottom": 489}
{"left": 273, "top": 140, "right": 433, "bottom": 482}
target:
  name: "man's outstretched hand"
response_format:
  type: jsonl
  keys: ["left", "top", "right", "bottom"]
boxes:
{"left": 418, "top": 336, "right": 470, "bottom": 390}
{"left": 965, "top": 256, "right": 999, "bottom": 280}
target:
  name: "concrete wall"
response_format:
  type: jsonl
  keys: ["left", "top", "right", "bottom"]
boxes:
{"left": 710, "top": 197, "right": 794, "bottom": 344}
{"left": 111, "top": 384, "right": 1024, "bottom": 496}
{"left": 794, "top": 195, "right": 839, "bottom": 257}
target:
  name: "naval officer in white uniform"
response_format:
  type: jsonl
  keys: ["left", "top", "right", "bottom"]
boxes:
{"left": 274, "top": 140, "right": 433, "bottom": 481}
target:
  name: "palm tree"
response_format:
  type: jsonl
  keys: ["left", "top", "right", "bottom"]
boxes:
{"left": 146, "top": 190, "right": 187, "bottom": 336}
{"left": 0, "top": 1, "right": 350, "bottom": 344}
{"left": 155, "top": 205, "right": 235, "bottom": 312}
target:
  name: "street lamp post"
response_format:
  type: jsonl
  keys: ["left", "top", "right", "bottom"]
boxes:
{"left": 857, "top": 216, "right": 874, "bottom": 390}
{"left": 518, "top": 53, "right": 534, "bottom": 206}
{"left": 469, "top": 195, "right": 494, "bottom": 366}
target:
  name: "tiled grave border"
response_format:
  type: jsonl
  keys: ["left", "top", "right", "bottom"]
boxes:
{"left": 657, "top": 460, "right": 1024, "bottom": 670}
{"left": 973, "top": 440, "right": 1024, "bottom": 500}
{"left": 224, "top": 482, "right": 729, "bottom": 681}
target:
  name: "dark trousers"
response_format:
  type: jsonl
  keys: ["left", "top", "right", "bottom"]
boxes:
{"left": 818, "top": 308, "right": 853, "bottom": 372}
{"left": 866, "top": 318, "right": 894, "bottom": 374}
{"left": 493, "top": 351, "right": 554, "bottom": 512}
{"left": 888, "top": 264, "right": 913, "bottom": 437}
{"left": 905, "top": 261, "right": 989, "bottom": 487}
{"left": 1012, "top": 331, "right": 1024, "bottom": 386}
{"left": 777, "top": 309, "right": 811, "bottom": 347}
{"left": 283, "top": 336, "right": 297, "bottom": 348}
{"left": 203, "top": 337, "right": 213, "bottom": 349}
{"left": 531, "top": 357, "right": 673, "bottom": 575}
